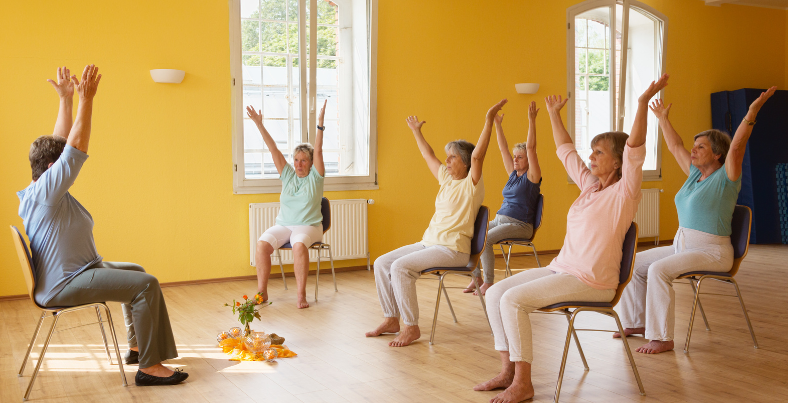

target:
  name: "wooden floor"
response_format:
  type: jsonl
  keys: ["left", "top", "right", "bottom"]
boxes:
{"left": 2, "top": 245, "right": 787, "bottom": 403}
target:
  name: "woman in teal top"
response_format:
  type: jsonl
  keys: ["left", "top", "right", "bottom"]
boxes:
{"left": 247, "top": 100, "right": 327, "bottom": 309}
{"left": 617, "top": 86, "right": 777, "bottom": 354}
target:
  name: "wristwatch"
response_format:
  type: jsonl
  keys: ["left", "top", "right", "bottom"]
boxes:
{"left": 317, "top": 125, "right": 325, "bottom": 131}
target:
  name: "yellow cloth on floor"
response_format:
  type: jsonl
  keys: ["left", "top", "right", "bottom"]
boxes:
{"left": 219, "top": 338, "right": 297, "bottom": 361}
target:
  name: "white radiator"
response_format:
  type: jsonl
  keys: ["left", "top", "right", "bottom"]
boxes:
{"left": 634, "top": 188, "right": 661, "bottom": 242}
{"left": 249, "top": 199, "right": 369, "bottom": 266}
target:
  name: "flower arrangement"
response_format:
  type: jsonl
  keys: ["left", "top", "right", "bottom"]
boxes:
{"left": 225, "top": 292, "right": 271, "bottom": 336}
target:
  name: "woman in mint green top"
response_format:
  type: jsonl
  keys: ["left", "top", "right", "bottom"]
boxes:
{"left": 246, "top": 100, "right": 328, "bottom": 309}
{"left": 617, "top": 87, "right": 777, "bottom": 355}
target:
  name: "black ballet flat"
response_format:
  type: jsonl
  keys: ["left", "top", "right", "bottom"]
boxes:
{"left": 135, "top": 368, "right": 189, "bottom": 386}
{"left": 124, "top": 349, "right": 139, "bottom": 365}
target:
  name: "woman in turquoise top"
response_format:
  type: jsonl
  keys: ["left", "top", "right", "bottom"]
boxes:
{"left": 247, "top": 100, "right": 327, "bottom": 309}
{"left": 617, "top": 86, "right": 777, "bottom": 354}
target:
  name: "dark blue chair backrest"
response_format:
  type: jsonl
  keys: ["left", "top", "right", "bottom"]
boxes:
{"left": 619, "top": 222, "right": 638, "bottom": 286}
{"left": 731, "top": 205, "right": 750, "bottom": 259}
{"left": 321, "top": 197, "right": 330, "bottom": 233}
{"left": 470, "top": 206, "right": 489, "bottom": 256}
{"left": 534, "top": 194, "right": 544, "bottom": 231}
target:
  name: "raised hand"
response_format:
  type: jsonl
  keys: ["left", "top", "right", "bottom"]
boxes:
{"left": 72, "top": 65, "right": 101, "bottom": 100}
{"left": 317, "top": 99, "right": 327, "bottom": 127}
{"left": 649, "top": 99, "right": 672, "bottom": 120}
{"left": 486, "top": 99, "right": 508, "bottom": 121}
{"left": 47, "top": 66, "right": 74, "bottom": 99}
{"left": 748, "top": 86, "right": 777, "bottom": 115}
{"left": 246, "top": 105, "right": 264, "bottom": 126}
{"left": 494, "top": 113, "right": 504, "bottom": 125}
{"left": 406, "top": 115, "right": 426, "bottom": 131}
{"left": 545, "top": 95, "right": 569, "bottom": 114}
{"left": 528, "top": 101, "right": 540, "bottom": 120}
{"left": 638, "top": 73, "right": 669, "bottom": 104}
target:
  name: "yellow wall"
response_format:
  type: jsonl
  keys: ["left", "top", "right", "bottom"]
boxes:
{"left": 1, "top": 0, "right": 785, "bottom": 297}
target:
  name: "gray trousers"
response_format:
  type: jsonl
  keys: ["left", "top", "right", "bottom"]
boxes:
{"left": 474, "top": 214, "right": 534, "bottom": 284}
{"left": 46, "top": 261, "right": 178, "bottom": 369}
{"left": 374, "top": 243, "right": 469, "bottom": 326}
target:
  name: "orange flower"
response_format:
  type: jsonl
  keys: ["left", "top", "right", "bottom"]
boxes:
{"left": 236, "top": 302, "right": 241, "bottom": 307}
{"left": 243, "top": 295, "right": 248, "bottom": 300}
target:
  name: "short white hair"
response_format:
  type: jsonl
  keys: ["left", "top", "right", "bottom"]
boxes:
{"left": 293, "top": 143, "right": 314, "bottom": 161}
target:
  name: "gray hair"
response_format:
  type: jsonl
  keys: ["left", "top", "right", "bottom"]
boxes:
{"left": 29, "top": 135, "right": 66, "bottom": 181}
{"left": 590, "top": 131, "right": 629, "bottom": 179}
{"left": 444, "top": 140, "right": 475, "bottom": 173}
{"left": 694, "top": 129, "right": 731, "bottom": 164}
{"left": 293, "top": 143, "right": 314, "bottom": 162}
{"left": 513, "top": 142, "right": 528, "bottom": 154}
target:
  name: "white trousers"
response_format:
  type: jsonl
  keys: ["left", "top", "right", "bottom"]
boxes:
{"left": 374, "top": 243, "right": 469, "bottom": 326}
{"left": 486, "top": 267, "right": 615, "bottom": 363}
{"left": 259, "top": 224, "right": 323, "bottom": 248}
{"left": 617, "top": 227, "right": 733, "bottom": 341}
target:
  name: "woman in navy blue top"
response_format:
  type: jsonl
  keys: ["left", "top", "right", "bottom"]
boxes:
{"left": 465, "top": 102, "right": 542, "bottom": 295}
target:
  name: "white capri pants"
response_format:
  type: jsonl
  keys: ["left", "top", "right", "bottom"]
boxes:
{"left": 486, "top": 267, "right": 615, "bottom": 363}
{"left": 258, "top": 224, "right": 323, "bottom": 249}
{"left": 617, "top": 227, "right": 733, "bottom": 341}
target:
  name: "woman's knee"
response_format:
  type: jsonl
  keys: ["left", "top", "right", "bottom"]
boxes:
{"left": 256, "top": 240, "right": 274, "bottom": 256}
{"left": 647, "top": 261, "right": 679, "bottom": 283}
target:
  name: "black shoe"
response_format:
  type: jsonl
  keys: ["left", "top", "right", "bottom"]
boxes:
{"left": 124, "top": 349, "right": 139, "bottom": 365}
{"left": 135, "top": 368, "right": 189, "bottom": 386}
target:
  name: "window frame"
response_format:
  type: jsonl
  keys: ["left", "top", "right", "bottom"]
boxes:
{"left": 230, "top": 0, "right": 379, "bottom": 194}
{"left": 566, "top": 0, "right": 668, "bottom": 182}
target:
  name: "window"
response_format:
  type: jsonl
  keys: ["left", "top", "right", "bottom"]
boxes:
{"left": 231, "top": 0, "right": 378, "bottom": 193}
{"left": 567, "top": 0, "right": 667, "bottom": 180}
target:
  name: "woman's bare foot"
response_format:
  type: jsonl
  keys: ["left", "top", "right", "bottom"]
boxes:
{"left": 613, "top": 327, "right": 644, "bottom": 338}
{"left": 636, "top": 340, "right": 674, "bottom": 354}
{"left": 365, "top": 317, "right": 400, "bottom": 337}
{"left": 474, "top": 372, "right": 514, "bottom": 391}
{"left": 139, "top": 363, "right": 175, "bottom": 377}
{"left": 389, "top": 325, "right": 420, "bottom": 347}
{"left": 473, "top": 282, "right": 494, "bottom": 296}
{"left": 297, "top": 295, "right": 310, "bottom": 309}
{"left": 463, "top": 277, "right": 483, "bottom": 293}
{"left": 491, "top": 380, "right": 535, "bottom": 403}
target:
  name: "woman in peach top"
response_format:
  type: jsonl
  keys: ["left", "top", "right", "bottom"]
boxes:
{"left": 474, "top": 74, "right": 669, "bottom": 403}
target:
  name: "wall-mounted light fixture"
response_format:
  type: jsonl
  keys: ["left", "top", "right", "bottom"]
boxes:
{"left": 150, "top": 69, "right": 185, "bottom": 84}
{"left": 515, "top": 83, "right": 539, "bottom": 94}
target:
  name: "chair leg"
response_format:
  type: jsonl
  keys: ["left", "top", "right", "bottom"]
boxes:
{"left": 315, "top": 250, "right": 321, "bottom": 302}
{"left": 730, "top": 278, "right": 758, "bottom": 349}
{"left": 473, "top": 276, "right": 492, "bottom": 332}
{"left": 441, "top": 276, "right": 458, "bottom": 324}
{"left": 277, "top": 250, "right": 288, "bottom": 290}
{"left": 553, "top": 310, "right": 579, "bottom": 403}
{"left": 530, "top": 244, "right": 541, "bottom": 268}
{"left": 506, "top": 245, "right": 514, "bottom": 278}
{"left": 95, "top": 306, "right": 113, "bottom": 364}
{"left": 689, "top": 278, "right": 710, "bottom": 331}
{"left": 328, "top": 245, "right": 337, "bottom": 292}
{"left": 429, "top": 274, "right": 445, "bottom": 345}
{"left": 101, "top": 304, "right": 128, "bottom": 386}
{"left": 19, "top": 311, "right": 46, "bottom": 377}
{"left": 564, "top": 311, "right": 589, "bottom": 371}
{"left": 611, "top": 309, "right": 646, "bottom": 396}
{"left": 24, "top": 313, "right": 61, "bottom": 401}
{"left": 684, "top": 276, "right": 706, "bottom": 353}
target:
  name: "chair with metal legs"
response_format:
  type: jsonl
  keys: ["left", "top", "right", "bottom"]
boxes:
{"left": 536, "top": 222, "right": 644, "bottom": 403}
{"left": 10, "top": 226, "right": 127, "bottom": 401}
{"left": 421, "top": 205, "right": 491, "bottom": 345}
{"left": 495, "top": 194, "right": 544, "bottom": 277}
{"left": 677, "top": 205, "right": 757, "bottom": 353}
{"left": 276, "top": 197, "right": 337, "bottom": 301}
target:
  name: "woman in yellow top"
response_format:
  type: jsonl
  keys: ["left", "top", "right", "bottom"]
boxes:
{"left": 365, "top": 99, "right": 507, "bottom": 347}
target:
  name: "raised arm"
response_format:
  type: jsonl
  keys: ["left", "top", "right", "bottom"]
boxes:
{"left": 495, "top": 113, "right": 514, "bottom": 175}
{"left": 726, "top": 86, "right": 777, "bottom": 182}
{"left": 544, "top": 95, "right": 572, "bottom": 148}
{"left": 246, "top": 106, "right": 287, "bottom": 175}
{"left": 649, "top": 99, "right": 690, "bottom": 176}
{"left": 66, "top": 65, "right": 101, "bottom": 153}
{"left": 471, "top": 99, "right": 507, "bottom": 185}
{"left": 406, "top": 116, "right": 442, "bottom": 181}
{"left": 630, "top": 74, "right": 669, "bottom": 148}
{"left": 48, "top": 66, "right": 74, "bottom": 139}
{"left": 525, "top": 101, "right": 541, "bottom": 184}
{"left": 313, "top": 99, "right": 327, "bottom": 176}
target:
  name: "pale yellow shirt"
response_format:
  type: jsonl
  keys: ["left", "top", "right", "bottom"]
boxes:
{"left": 421, "top": 165, "right": 485, "bottom": 254}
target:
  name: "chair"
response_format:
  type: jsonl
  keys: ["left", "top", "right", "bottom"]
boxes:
{"left": 537, "top": 222, "right": 644, "bottom": 403}
{"left": 10, "top": 226, "right": 127, "bottom": 401}
{"left": 677, "top": 205, "right": 757, "bottom": 353}
{"left": 276, "top": 197, "right": 336, "bottom": 301}
{"left": 421, "top": 205, "right": 490, "bottom": 345}
{"left": 495, "top": 194, "right": 544, "bottom": 277}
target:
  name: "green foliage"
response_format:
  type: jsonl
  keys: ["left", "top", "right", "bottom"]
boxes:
{"left": 577, "top": 49, "right": 610, "bottom": 91}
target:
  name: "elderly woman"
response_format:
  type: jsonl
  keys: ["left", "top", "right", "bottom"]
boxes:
{"left": 365, "top": 99, "right": 507, "bottom": 347}
{"left": 18, "top": 65, "right": 188, "bottom": 385}
{"left": 464, "top": 101, "right": 542, "bottom": 296}
{"left": 615, "top": 86, "right": 777, "bottom": 354}
{"left": 475, "top": 75, "right": 669, "bottom": 403}
{"left": 247, "top": 100, "right": 328, "bottom": 309}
